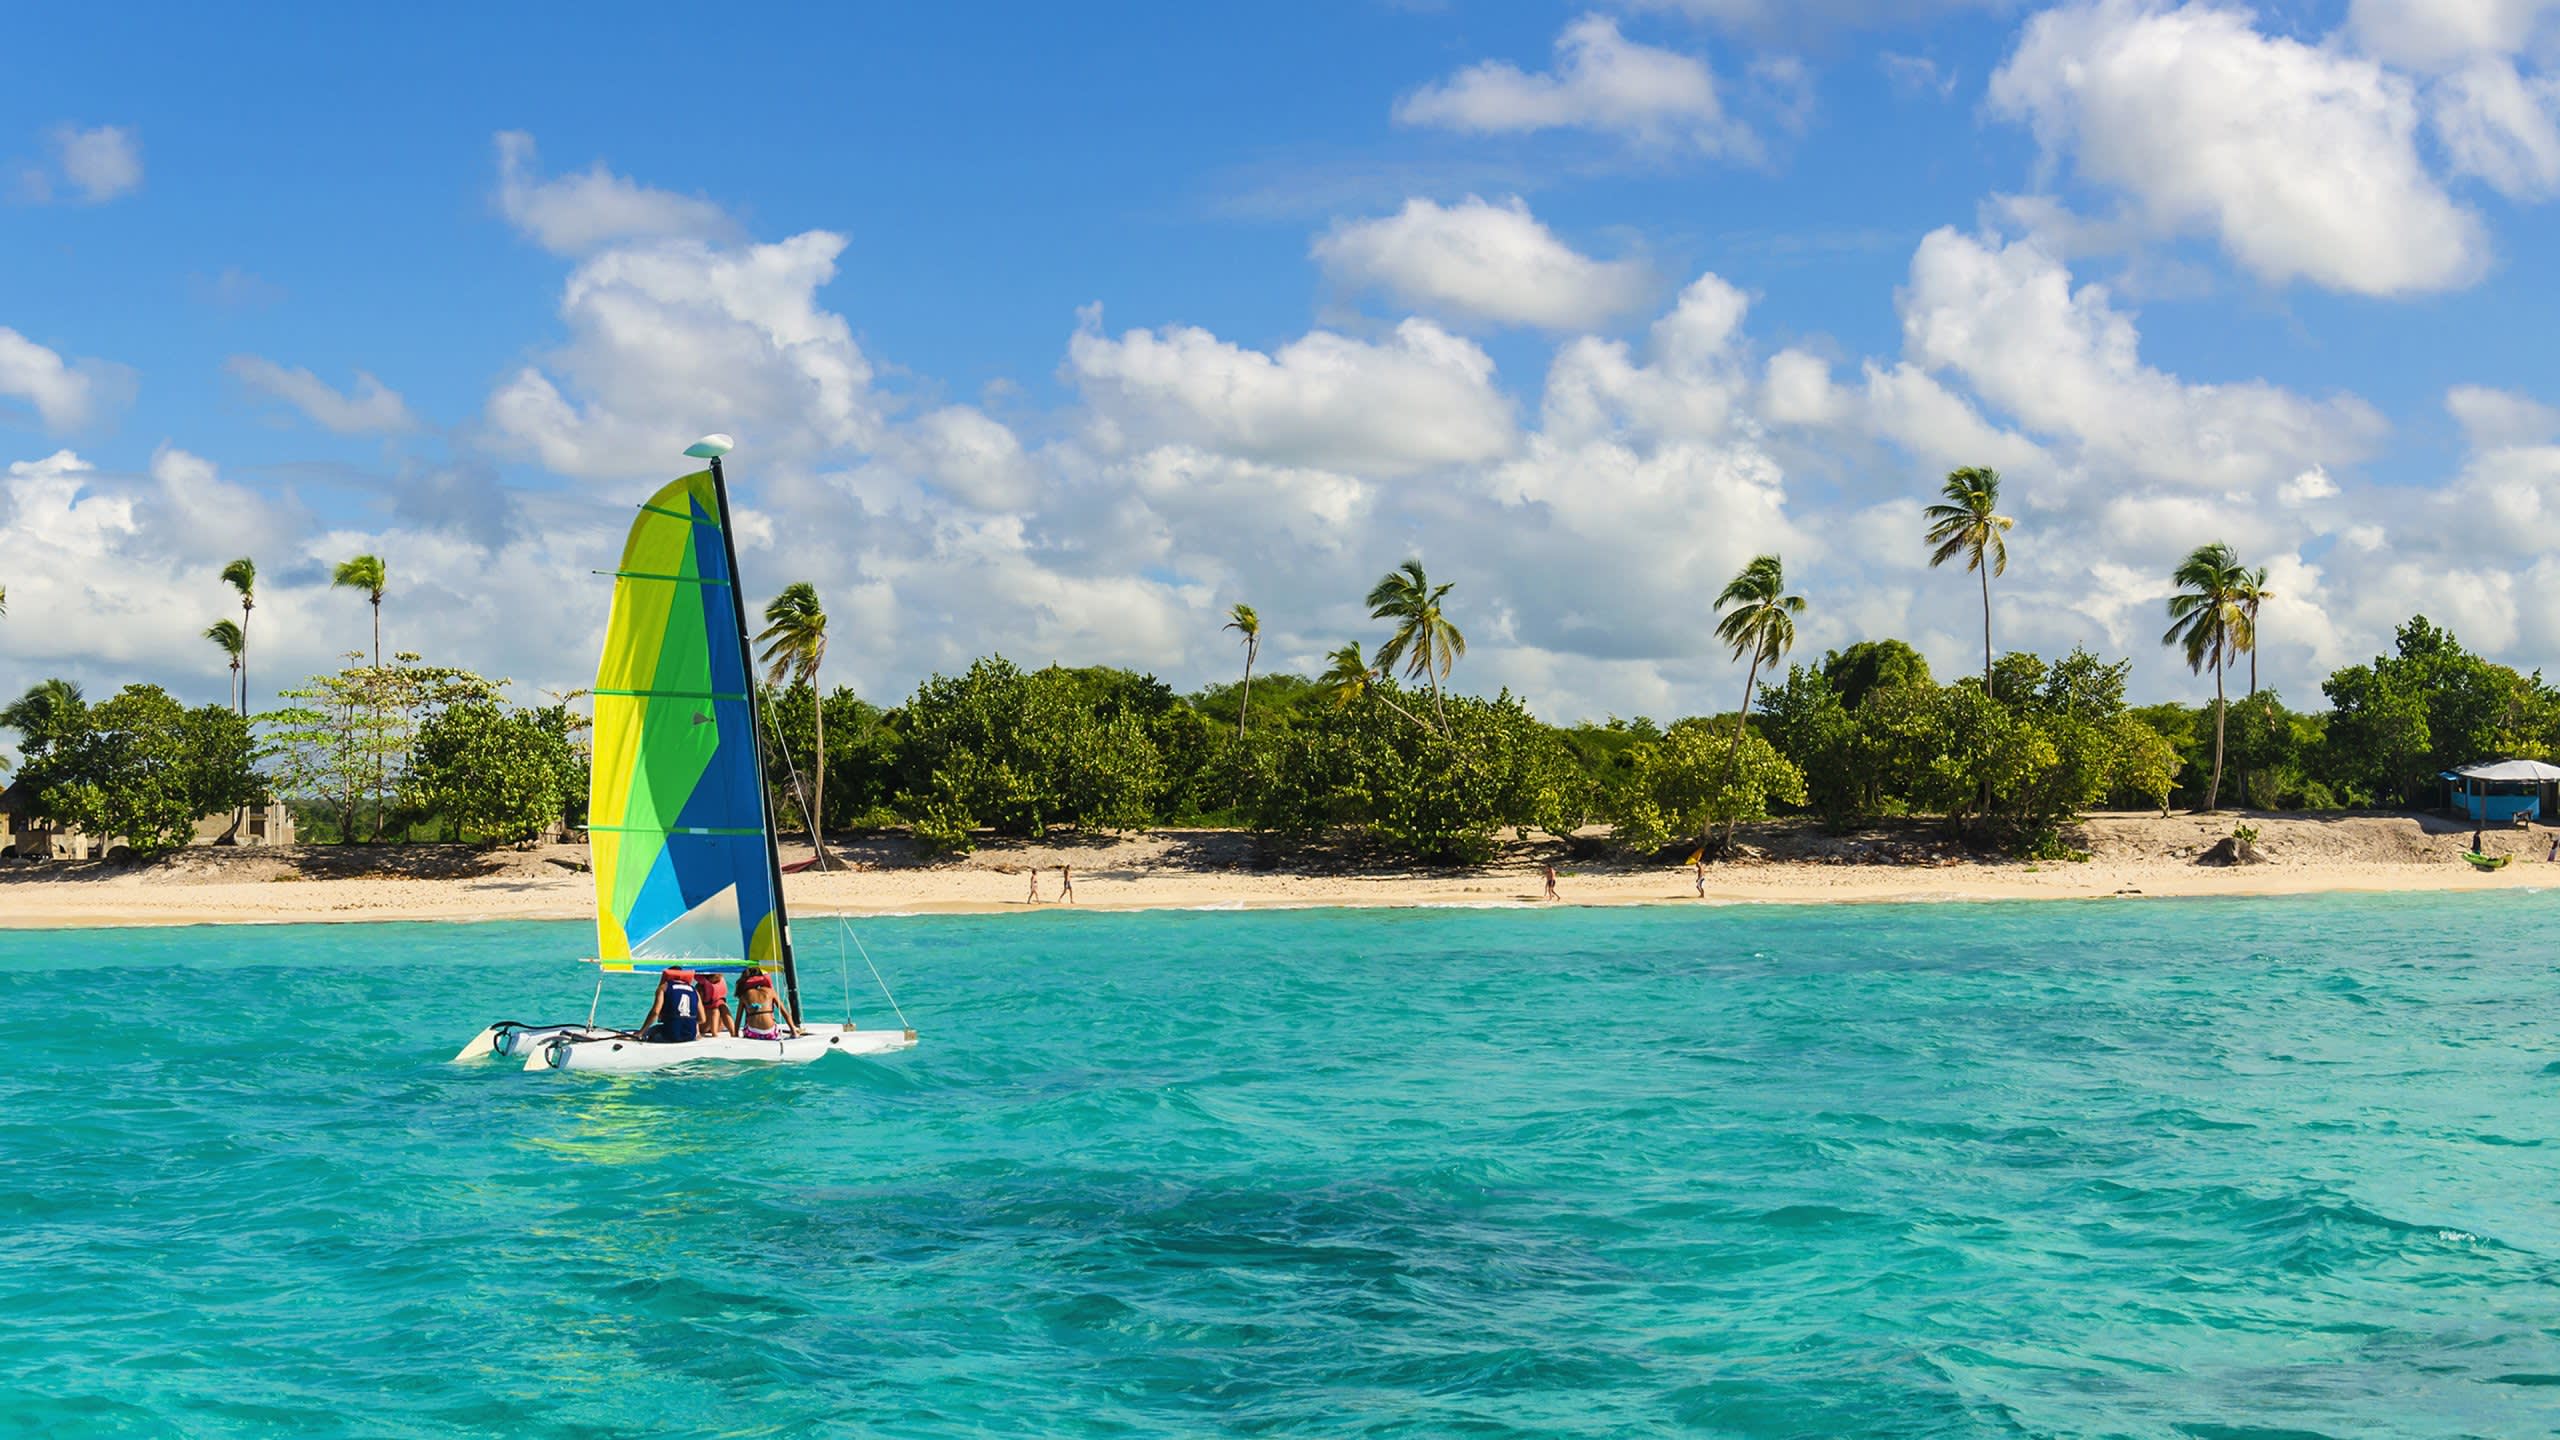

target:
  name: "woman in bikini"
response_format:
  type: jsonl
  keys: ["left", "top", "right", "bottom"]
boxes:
{"left": 736, "top": 966, "right": 796, "bottom": 1040}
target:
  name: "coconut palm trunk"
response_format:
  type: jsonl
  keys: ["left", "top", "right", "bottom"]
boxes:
{"left": 1715, "top": 650, "right": 1763, "bottom": 849}
{"left": 2208, "top": 658, "right": 2228, "bottom": 812}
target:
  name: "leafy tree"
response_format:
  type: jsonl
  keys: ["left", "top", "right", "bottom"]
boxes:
{"left": 221, "top": 556, "right": 256, "bottom": 715}
{"left": 1710, "top": 553, "right": 1804, "bottom": 844}
{"left": 1756, "top": 665, "right": 1861, "bottom": 827}
{"left": 12, "top": 685, "right": 264, "bottom": 858}
{"left": 892, "top": 658, "right": 1161, "bottom": 852}
{"left": 755, "top": 582, "right": 831, "bottom": 858}
{"left": 2163, "top": 541, "right": 2250, "bottom": 810}
{"left": 1924, "top": 466, "right": 2014, "bottom": 694}
{"left": 1821, "top": 640, "right": 1932, "bottom": 712}
{"left": 1599, "top": 718, "right": 1807, "bottom": 854}
{"left": 2237, "top": 566, "right": 2270, "bottom": 695}
{"left": 401, "top": 700, "right": 580, "bottom": 844}
{"left": 1223, "top": 602, "right": 1260, "bottom": 738}
{"left": 265, "top": 655, "right": 500, "bottom": 842}
{"left": 1368, "top": 560, "right": 1466, "bottom": 732}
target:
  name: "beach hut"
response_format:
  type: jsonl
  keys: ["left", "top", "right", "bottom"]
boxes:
{"left": 2442, "top": 759, "right": 2560, "bottom": 824}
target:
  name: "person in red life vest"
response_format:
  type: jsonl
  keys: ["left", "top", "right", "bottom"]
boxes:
{"left": 639, "top": 968, "right": 704, "bottom": 1042}
{"left": 695, "top": 970, "right": 733, "bottom": 1037}
{"left": 737, "top": 966, "right": 797, "bottom": 1040}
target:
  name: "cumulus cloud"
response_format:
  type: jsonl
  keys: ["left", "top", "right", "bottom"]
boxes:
{"left": 493, "top": 131, "right": 733, "bottom": 256}
{"left": 1394, "top": 15, "right": 1746, "bottom": 153}
{"left": 1990, "top": 0, "right": 2486, "bottom": 296}
{"left": 486, "top": 231, "right": 879, "bottom": 480}
{"left": 2429, "top": 59, "right": 2560, "bottom": 196}
{"left": 1066, "top": 312, "right": 1513, "bottom": 476}
{"left": 1896, "top": 227, "right": 2383, "bottom": 491}
{"left": 2345, "top": 0, "right": 2560, "bottom": 70}
{"left": 2448, "top": 383, "right": 2560, "bottom": 447}
{"left": 1313, "top": 196, "right": 1650, "bottom": 330}
{"left": 226, "top": 357, "right": 416, "bottom": 434}
{"left": 0, "top": 327, "right": 126, "bottom": 430}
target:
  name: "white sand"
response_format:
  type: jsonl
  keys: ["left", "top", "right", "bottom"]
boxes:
{"left": 0, "top": 812, "right": 2547, "bottom": 930}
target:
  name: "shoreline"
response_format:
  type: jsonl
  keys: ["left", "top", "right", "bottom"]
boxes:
{"left": 1, "top": 830, "right": 2550, "bottom": 930}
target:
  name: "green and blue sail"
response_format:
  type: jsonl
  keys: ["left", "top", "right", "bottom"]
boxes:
{"left": 588, "top": 471, "right": 781, "bottom": 967}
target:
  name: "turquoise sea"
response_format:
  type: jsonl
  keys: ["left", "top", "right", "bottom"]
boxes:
{"left": 3, "top": 895, "right": 2556, "bottom": 1438}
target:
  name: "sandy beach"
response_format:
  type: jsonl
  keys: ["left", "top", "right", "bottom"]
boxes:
{"left": 0, "top": 811, "right": 2547, "bottom": 930}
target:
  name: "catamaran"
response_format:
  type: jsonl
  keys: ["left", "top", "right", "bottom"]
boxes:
{"left": 454, "top": 436, "right": 916, "bottom": 1073}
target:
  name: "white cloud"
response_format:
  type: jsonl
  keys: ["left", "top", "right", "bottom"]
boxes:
{"left": 44, "top": 124, "right": 141, "bottom": 203}
{"left": 1394, "top": 15, "right": 1746, "bottom": 152}
{"left": 226, "top": 357, "right": 416, "bottom": 434}
{"left": 1990, "top": 0, "right": 2486, "bottom": 296}
{"left": 2447, "top": 383, "right": 2560, "bottom": 447}
{"left": 2430, "top": 59, "right": 2560, "bottom": 196}
{"left": 1897, "top": 227, "right": 2384, "bottom": 490}
{"left": 493, "top": 131, "right": 733, "bottom": 257}
{"left": 486, "top": 231, "right": 879, "bottom": 480}
{"left": 0, "top": 327, "right": 123, "bottom": 431}
{"left": 2345, "top": 0, "right": 2560, "bottom": 70}
{"left": 1762, "top": 348, "right": 1847, "bottom": 425}
{"left": 905, "top": 406, "right": 1037, "bottom": 511}
{"left": 2278, "top": 466, "right": 2338, "bottom": 504}
{"left": 1066, "top": 312, "right": 1512, "bottom": 476}
{"left": 1312, "top": 196, "right": 1650, "bottom": 330}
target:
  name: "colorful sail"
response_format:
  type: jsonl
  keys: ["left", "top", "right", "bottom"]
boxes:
{"left": 588, "top": 470, "right": 780, "bottom": 965}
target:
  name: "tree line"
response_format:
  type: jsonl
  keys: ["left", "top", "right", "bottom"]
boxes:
{"left": 4, "top": 468, "right": 2555, "bottom": 862}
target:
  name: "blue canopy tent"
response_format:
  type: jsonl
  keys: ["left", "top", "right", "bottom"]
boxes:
{"left": 2442, "top": 759, "right": 2560, "bottom": 824}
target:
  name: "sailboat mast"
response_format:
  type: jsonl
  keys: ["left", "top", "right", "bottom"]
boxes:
{"left": 705, "top": 454, "right": 803, "bottom": 1027}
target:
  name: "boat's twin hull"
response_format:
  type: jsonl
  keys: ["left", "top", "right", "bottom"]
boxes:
{"left": 524, "top": 1023, "right": 917, "bottom": 1073}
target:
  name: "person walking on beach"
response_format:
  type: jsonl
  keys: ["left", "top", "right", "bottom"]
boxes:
{"left": 1693, "top": 857, "right": 1706, "bottom": 898}
{"left": 1026, "top": 866, "right": 1042, "bottom": 905}
{"left": 1060, "top": 864, "right": 1075, "bottom": 904}
{"left": 1542, "top": 865, "right": 1558, "bottom": 902}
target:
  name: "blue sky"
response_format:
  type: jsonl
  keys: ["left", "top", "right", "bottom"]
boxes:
{"left": 7, "top": 0, "right": 2560, "bottom": 729}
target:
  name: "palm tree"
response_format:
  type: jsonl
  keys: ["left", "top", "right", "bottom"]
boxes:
{"left": 1, "top": 679, "right": 82, "bottom": 744}
{"left": 332, "top": 553, "right": 387, "bottom": 667}
{"left": 1223, "top": 603, "right": 1261, "bottom": 739}
{"left": 756, "top": 582, "right": 831, "bottom": 865}
{"left": 2164, "top": 541, "right": 2251, "bottom": 812}
{"left": 2236, "top": 565, "right": 2270, "bottom": 697}
{"left": 1320, "top": 640, "right": 1430, "bottom": 730}
{"left": 0, "top": 583, "right": 8, "bottom": 617}
{"left": 221, "top": 557, "right": 256, "bottom": 717}
{"left": 205, "top": 620, "right": 245, "bottom": 712}
{"left": 1367, "top": 560, "right": 1466, "bottom": 732}
{"left": 1923, "top": 466, "right": 2014, "bottom": 696}
{"left": 1711, "top": 554, "right": 1806, "bottom": 845}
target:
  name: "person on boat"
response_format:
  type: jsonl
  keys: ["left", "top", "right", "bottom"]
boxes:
{"left": 640, "top": 967, "right": 704, "bottom": 1043}
{"left": 695, "top": 970, "right": 732, "bottom": 1037}
{"left": 737, "top": 966, "right": 797, "bottom": 1040}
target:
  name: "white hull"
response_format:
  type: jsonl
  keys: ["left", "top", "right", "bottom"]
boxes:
{"left": 524, "top": 1022, "right": 917, "bottom": 1073}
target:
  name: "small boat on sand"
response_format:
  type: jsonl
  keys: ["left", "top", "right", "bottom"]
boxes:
{"left": 454, "top": 437, "right": 915, "bottom": 1073}
{"left": 2464, "top": 851, "right": 2510, "bottom": 871}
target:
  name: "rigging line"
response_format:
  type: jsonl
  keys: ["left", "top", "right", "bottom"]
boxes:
{"left": 839, "top": 915, "right": 911, "bottom": 1031}
{"left": 759, "top": 691, "right": 828, "bottom": 873}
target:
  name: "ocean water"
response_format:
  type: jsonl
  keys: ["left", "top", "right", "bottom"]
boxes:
{"left": 2, "top": 896, "right": 2556, "bottom": 1439}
